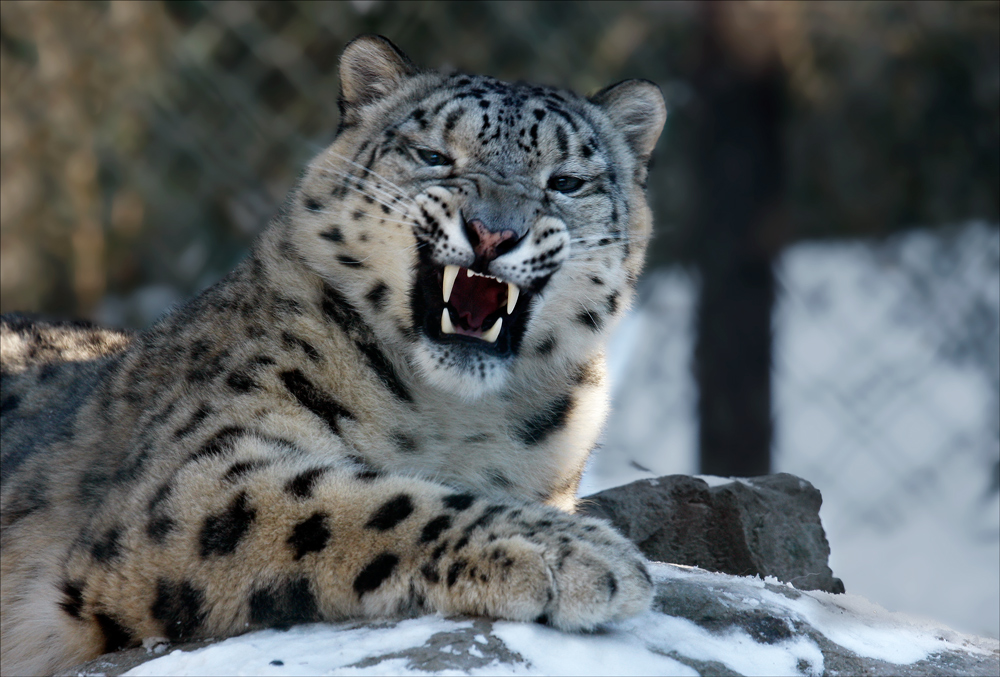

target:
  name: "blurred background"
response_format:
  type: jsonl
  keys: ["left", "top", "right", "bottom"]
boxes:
{"left": 1, "top": 0, "right": 997, "bottom": 638}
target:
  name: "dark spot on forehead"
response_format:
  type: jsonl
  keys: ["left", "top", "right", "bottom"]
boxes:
{"left": 550, "top": 106, "right": 578, "bottom": 131}
{"left": 444, "top": 107, "right": 466, "bottom": 134}
{"left": 555, "top": 126, "right": 569, "bottom": 158}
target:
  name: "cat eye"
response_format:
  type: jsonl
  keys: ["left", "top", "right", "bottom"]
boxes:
{"left": 548, "top": 175, "right": 585, "bottom": 193}
{"left": 416, "top": 148, "right": 452, "bottom": 167}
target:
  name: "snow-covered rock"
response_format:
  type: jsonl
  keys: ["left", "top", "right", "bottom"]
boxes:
{"left": 62, "top": 562, "right": 998, "bottom": 677}
{"left": 580, "top": 473, "right": 844, "bottom": 594}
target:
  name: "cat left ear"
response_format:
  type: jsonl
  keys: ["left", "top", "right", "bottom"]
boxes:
{"left": 589, "top": 79, "right": 667, "bottom": 158}
{"left": 339, "top": 35, "right": 418, "bottom": 107}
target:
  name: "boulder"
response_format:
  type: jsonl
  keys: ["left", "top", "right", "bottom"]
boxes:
{"left": 578, "top": 473, "right": 845, "bottom": 593}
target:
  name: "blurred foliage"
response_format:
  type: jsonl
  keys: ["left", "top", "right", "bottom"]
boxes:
{"left": 0, "top": 0, "right": 997, "bottom": 326}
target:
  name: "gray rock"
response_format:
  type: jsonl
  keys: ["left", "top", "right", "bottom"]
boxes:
{"left": 650, "top": 566, "right": 999, "bottom": 677}
{"left": 578, "top": 473, "right": 845, "bottom": 593}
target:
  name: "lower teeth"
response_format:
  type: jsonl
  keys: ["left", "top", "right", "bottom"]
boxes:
{"left": 441, "top": 308, "right": 456, "bottom": 335}
{"left": 481, "top": 317, "right": 502, "bottom": 343}
{"left": 439, "top": 309, "right": 502, "bottom": 344}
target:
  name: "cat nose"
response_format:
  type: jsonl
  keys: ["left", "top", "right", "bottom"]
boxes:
{"left": 463, "top": 219, "right": 522, "bottom": 263}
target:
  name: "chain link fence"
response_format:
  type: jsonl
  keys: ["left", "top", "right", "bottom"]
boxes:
{"left": 772, "top": 223, "right": 999, "bottom": 637}
{"left": 774, "top": 224, "right": 999, "bottom": 536}
{"left": 591, "top": 223, "right": 999, "bottom": 636}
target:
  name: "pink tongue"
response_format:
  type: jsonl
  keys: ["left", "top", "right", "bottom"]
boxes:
{"left": 450, "top": 272, "right": 505, "bottom": 330}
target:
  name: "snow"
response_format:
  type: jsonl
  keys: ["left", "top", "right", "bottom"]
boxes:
{"left": 125, "top": 564, "right": 990, "bottom": 677}
{"left": 488, "top": 620, "right": 694, "bottom": 676}
{"left": 693, "top": 475, "right": 736, "bottom": 488}
{"left": 127, "top": 617, "right": 462, "bottom": 676}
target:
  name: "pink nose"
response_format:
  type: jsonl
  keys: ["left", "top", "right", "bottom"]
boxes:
{"left": 464, "top": 219, "right": 519, "bottom": 262}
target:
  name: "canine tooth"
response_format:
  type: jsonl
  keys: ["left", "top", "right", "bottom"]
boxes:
{"left": 482, "top": 317, "right": 502, "bottom": 343}
{"left": 467, "top": 268, "right": 474, "bottom": 277}
{"left": 442, "top": 265, "right": 459, "bottom": 303}
{"left": 441, "top": 308, "right": 456, "bottom": 335}
{"left": 506, "top": 283, "right": 519, "bottom": 314}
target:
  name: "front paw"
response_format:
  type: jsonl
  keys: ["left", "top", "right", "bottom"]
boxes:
{"left": 426, "top": 509, "right": 653, "bottom": 630}
{"left": 535, "top": 515, "right": 653, "bottom": 630}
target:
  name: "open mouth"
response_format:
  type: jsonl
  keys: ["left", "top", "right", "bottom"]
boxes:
{"left": 440, "top": 265, "right": 519, "bottom": 343}
{"left": 411, "top": 253, "right": 533, "bottom": 357}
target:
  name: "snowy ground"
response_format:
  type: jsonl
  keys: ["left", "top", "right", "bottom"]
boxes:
{"left": 123, "top": 563, "right": 995, "bottom": 677}
{"left": 583, "top": 222, "right": 1000, "bottom": 640}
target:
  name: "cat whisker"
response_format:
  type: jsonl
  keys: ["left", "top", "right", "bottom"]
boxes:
{"left": 322, "top": 171, "right": 413, "bottom": 217}
{"left": 324, "top": 151, "right": 415, "bottom": 205}
{"left": 321, "top": 163, "right": 413, "bottom": 211}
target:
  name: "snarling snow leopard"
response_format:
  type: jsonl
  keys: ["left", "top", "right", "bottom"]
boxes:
{"left": 0, "top": 35, "right": 666, "bottom": 675}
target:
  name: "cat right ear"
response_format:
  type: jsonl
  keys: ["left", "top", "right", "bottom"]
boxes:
{"left": 589, "top": 79, "right": 667, "bottom": 159}
{"left": 339, "top": 35, "right": 418, "bottom": 108}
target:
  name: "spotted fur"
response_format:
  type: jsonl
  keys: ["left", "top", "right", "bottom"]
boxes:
{"left": 0, "top": 36, "right": 665, "bottom": 675}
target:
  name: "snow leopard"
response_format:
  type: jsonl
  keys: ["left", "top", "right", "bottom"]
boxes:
{"left": 0, "top": 35, "right": 666, "bottom": 675}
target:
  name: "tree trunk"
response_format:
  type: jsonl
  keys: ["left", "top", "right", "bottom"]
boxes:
{"left": 692, "top": 3, "right": 786, "bottom": 477}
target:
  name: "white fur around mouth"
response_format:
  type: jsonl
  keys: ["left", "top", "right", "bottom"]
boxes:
{"left": 439, "top": 264, "right": 519, "bottom": 344}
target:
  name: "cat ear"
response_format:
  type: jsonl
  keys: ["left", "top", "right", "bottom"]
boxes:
{"left": 339, "top": 35, "right": 418, "bottom": 107}
{"left": 590, "top": 79, "right": 667, "bottom": 158}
